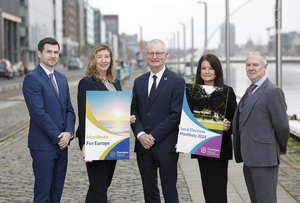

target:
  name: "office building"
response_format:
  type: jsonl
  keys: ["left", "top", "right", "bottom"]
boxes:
{"left": 62, "top": 0, "right": 79, "bottom": 65}
{"left": 219, "top": 22, "right": 236, "bottom": 57}
{"left": 19, "top": 0, "right": 63, "bottom": 64}
{"left": 0, "top": 0, "right": 21, "bottom": 63}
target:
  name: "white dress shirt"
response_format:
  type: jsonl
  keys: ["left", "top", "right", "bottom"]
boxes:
{"left": 252, "top": 75, "right": 267, "bottom": 95}
{"left": 147, "top": 66, "right": 166, "bottom": 96}
{"left": 40, "top": 64, "right": 59, "bottom": 95}
{"left": 137, "top": 66, "right": 166, "bottom": 140}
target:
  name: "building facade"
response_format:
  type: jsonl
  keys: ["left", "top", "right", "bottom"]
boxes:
{"left": 103, "top": 15, "right": 119, "bottom": 58}
{"left": 93, "top": 8, "right": 106, "bottom": 44}
{"left": 220, "top": 22, "right": 236, "bottom": 57}
{"left": 19, "top": 0, "right": 62, "bottom": 64}
{"left": 62, "top": 0, "right": 79, "bottom": 65}
{"left": 93, "top": 8, "right": 101, "bottom": 44}
{"left": 0, "top": 0, "right": 21, "bottom": 63}
{"left": 120, "top": 33, "right": 139, "bottom": 62}
{"left": 82, "top": 3, "right": 94, "bottom": 56}
{"left": 77, "top": 0, "right": 85, "bottom": 57}
{"left": 269, "top": 31, "right": 300, "bottom": 56}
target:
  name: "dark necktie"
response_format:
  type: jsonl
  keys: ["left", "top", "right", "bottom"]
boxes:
{"left": 242, "top": 84, "right": 257, "bottom": 107}
{"left": 149, "top": 75, "right": 157, "bottom": 103}
{"left": 49, "top": 73, "right": 59, "bottom": 96}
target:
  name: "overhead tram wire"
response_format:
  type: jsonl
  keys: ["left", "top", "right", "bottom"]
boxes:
{"left": 206, "top": 0, "right": 254, "bottom": 46}
{"left": 187, "top": 0, "right": 254, "bottom": 48}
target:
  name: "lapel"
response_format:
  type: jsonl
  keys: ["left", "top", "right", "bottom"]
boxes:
{"left": 38, "top": 65, "right": 61, "bottom": 103}
{"left": 142, "top": 72, "right": 151, "bottom": 108}
{"left": 239, "top": 89, "right": 247, "bottom": 112}
{"left": 54, "top": 70, "right": 62, "bottom": 101}
{"left": 93, "top": 76, "right": 108, "bottom": 91}
{"left": 240, "top": 78, "right": 269, "bottom": 126}
{"left": 149, "top": 67, "right": 170, "bottom": 107}
{"left": 114, "top": 80, "right": 122, "bottom": 91}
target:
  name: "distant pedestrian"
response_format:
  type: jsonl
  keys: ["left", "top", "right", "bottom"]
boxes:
{"left": 232, "top": 51, "right": 290, "bottom": 203}
{"left": 23, "top": 37, "right": 76, "bottom": 202}
{"left": 17, "top": 61, "right": 23, "bottom": 76}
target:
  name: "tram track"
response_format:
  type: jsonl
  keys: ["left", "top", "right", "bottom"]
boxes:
{"left": 0, "top": 120, "right": 29, "bottom": 142}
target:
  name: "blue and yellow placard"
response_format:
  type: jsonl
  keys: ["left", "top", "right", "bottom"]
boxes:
{"left": 85, "top": 91, "right": 131, "bottom": 160}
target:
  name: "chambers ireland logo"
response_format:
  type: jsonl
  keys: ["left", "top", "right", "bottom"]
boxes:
{"left": 201, "top": 147, "right": 206, "bottom": 154}
{"left": 110, "top": 151, "right": 116, "bottom": 158}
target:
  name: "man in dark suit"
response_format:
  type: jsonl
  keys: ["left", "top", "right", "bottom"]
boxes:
{"left": 23, "top": 37, "right": 75, "bottom": 203}
{"left": 232, "top": 51, "right": 290, "bottom": 203}
{"left": 131, "top": 39, "right": 185, "bottom": 203}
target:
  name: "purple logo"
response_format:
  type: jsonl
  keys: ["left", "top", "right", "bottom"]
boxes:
{"left": 201, "top": 147, "right": 206, "bottom": 154}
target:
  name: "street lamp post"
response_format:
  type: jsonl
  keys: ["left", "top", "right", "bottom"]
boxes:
{"left": 191, "top": 17, "right": 194, "bottom": 80}
{"left": 198, "top": 1, "right": 207, "bottom": 53}
{"left": 276, "top": 0, "right": 282, "bottom": 88}
{"left": 179, "top": 22, "right": 186, "bottom": 76}
{"left": 170, "top": 32, "right": 176, "bottom": 71}
{"left": 225, "top": 0, "right": 230, "bottom": 85}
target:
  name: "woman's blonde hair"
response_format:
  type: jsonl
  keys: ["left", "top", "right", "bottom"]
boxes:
{"left": 85, "top": 43, "right": 116, "bottom": 82}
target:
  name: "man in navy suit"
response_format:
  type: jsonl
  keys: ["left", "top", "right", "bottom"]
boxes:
{"left": 23, "top": 37, "right": 75, "bottom": 203}
{"left": 131, "top": 39, "right": 185, "bottom": 203}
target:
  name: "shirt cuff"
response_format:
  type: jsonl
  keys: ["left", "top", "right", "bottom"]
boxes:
{"left": 150, "top": 134, "right": 155, "bottom": 141}
{"left": 69, "top": 132, "right": 74, "bottom": 140}
{"left": 137, "top": 132, "right": 144, "bottom": 140}
{"left": 137, "top": 132, "right": 155, "bottom": 141}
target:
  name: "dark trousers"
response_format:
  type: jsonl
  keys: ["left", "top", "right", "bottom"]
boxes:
{"left": 243, "top": 164, "right": 278, "bottom": 203}
{"left": 85, "top": 160, "right": 117, "bottom": 203}
{"left": 197, "top": 158, "right": 229, "bottom": 203}
{"left": 137, "top": 151, "right": 179, "bottom": 203}
{"left": 30, "top": 148, "right": 68, "bottom": 203}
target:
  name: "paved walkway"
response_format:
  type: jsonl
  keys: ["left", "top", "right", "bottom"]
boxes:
{"left": 0, "top": 66, "right": 299, "bottom": 202}
{"left": 179, "top": 154, "right": 299, "bottom": 203}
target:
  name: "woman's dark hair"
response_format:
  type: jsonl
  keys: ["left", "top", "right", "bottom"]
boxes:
{"left": 195, "top": 53, "right": 224, "bottom": 87}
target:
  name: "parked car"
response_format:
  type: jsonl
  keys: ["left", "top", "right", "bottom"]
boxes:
{"left": 68, "top": 58, "right": 83, "bottom": 70}
{"left": 24, "top": 62, "right": 35, "bottom": 74}
{"left": 0, "top": 59, "right": 13, "bottom": 79}
{"left": 12, "top": 63, "right": 18, "bottom": 77}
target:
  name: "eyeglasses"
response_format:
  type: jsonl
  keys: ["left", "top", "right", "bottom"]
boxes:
{"left": 146, "top": 52, "right": 166, "bottom": 58}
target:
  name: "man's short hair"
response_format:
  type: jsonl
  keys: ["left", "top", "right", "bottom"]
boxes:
{"left": 247, "top": 51, "right": 267, "bottom": 65}
{"left": 38, "top": 37, "right": 60, "bottom": 53}
{"left": 146, "top": 39, "right": 167, "bottom": 52}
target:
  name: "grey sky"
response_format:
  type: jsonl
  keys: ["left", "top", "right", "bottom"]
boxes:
{"left": 89, "top": 0, "right": 300, "bottom": 50}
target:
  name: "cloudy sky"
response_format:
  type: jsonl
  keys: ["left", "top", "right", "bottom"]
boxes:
{"left": 89, "top": 0, "right": 300, "bottom": 50}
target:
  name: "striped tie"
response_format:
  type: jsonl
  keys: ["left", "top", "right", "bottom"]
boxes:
{"left": 242, "top": 84, "right": 257, "bottom": 107}
{"left": 49, "top": 73, "right": 59, "bottom": 96}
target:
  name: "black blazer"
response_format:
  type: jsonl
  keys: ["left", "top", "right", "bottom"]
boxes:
{"left": 76, "top": 76, "right": 122, "bottom": 149}
{"left": 191, "top": 85, "right": 237, "bottom": 160}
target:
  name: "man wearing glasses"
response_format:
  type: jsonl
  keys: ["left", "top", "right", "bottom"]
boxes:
{"left": 131, "top": 39, "right": 185, "bottom": 203}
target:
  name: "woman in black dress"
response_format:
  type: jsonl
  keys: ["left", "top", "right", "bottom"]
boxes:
{"left": 192, "top": 53, "right": 237, "bottom": 203}
{"left": 76, "top": 43, "right": 135, "bottom": 203}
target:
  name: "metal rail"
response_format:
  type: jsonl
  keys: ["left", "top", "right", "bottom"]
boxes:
{"left": 0, "top": 123, "right": 29, "bottom": 142}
